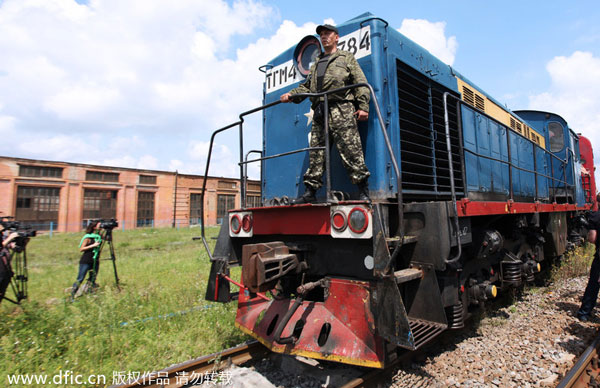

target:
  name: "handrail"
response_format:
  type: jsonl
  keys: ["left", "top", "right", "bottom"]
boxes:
{"left": 200, "top": 82, "right": 405, "bottom": 266}
{"left": 462, "top": 148, "right": 574, "bottom": 189}
{"left": 243, "top": 150, "right": 262, "bottom": 209}
{"left": 442, "top": 93, "right": 462, "bottom": 264}
{"left": 449, "top": 99, "right": 574, "bottom": 211}
{"left": 199, "top": 121, "right": 243, "bottom": 260}
{"left": 241, "top": 147, "right": 326, "bottom": 165}
{"left": 442, "top": 94, "right": 576, "bottom": 265}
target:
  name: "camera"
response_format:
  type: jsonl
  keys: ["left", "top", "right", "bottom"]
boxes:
{"left": 1, "top": 218, "right": 35, "bottom": 236}
{"left": 17, "top": 229, "right": 37, "bottom": 238}
{"left": 0, "top": 218, "right": 36, "bottom": 253}
{"left": 100, "top": 219, "right": 119, "bottom": 230}
{"left": 0, "top": 219, "right": 20, "bottom": 231}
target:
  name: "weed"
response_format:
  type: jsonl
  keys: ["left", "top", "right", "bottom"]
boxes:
{"left": 551, "top": 243, "right": 595, "bottom": 282}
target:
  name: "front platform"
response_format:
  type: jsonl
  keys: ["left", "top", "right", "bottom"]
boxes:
{"left": 235, "top": 278, "right": 388, "bottom": 368}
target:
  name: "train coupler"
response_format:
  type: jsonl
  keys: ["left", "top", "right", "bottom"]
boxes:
{"left": 241, "top": 241, "right": 305, "bottom": 293}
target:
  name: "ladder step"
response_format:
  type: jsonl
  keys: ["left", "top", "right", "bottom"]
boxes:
{"left": 394, "top": 268, "right": 423, "bottom": 284}
{"left": 408, "top": 318, "right": 447, "bottom": 349}
{"left": 386, "top": 235, "right": 419, "bottom": 245}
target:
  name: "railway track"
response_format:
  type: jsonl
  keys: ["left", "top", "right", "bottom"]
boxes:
{"left": 557, "top": 329, "right": 600, "bottom": 388}
{"left": 110, "top": 340, "right": 269, "bottom": 388}
{"left": 109, "top": 338, "right": 415, "bottom": 388}
{"left": 113, "top": 325, "right": 600, "bottom": 388}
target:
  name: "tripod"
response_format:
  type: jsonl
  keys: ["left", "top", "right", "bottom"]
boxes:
{"left": 96, "top": 227, "right": 120, "bottom": 291}
{"left": 1, "top": 245, "right": 28, "bottom": 305}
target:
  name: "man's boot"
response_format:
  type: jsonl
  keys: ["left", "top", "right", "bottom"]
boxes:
{"left": 291, "top": 186, "right": 317, "bottom": 205}
{"left": 357, "top": 180, "right": 370, "bottom": 201}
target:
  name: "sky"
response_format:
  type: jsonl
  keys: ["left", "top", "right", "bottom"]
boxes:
{"left": 1, "top": 0, "right": 599, "bottom": 184}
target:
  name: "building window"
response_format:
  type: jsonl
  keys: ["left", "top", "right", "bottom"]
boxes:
{"left": 137, "top": 191, "right": 155, "bottom": 227}
{"left": 83, "top": 189, "right": 117, "bottom": 225}
{"left": 189, "top": 193, "right": 203, "bottom": 225}
{"left": 246, "top": 195, "right": 261, "bottom": 208}
{"left": 19, "top": 165, "right": 63, "bottom": 178}
{"left": 218, "top": 180, "right": 237, "bottom": 190}
{"left": 15, "top": 186, "right": 60, "bottom": 230}
{"left": 139, "top": 175, "right": 157, "bottom": 185}
{"left": 247, "top": 182, "right": 261, "bottom": 191}
{"left": 216, "top": 194, "right": 236, "bottom": 224}
{"left": 86, "top": 170, "right": 119, "bottom": 183}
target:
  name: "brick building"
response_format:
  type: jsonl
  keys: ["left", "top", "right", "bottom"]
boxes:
{"left": 0, "top": 156, "right": 261, "bottom": 232}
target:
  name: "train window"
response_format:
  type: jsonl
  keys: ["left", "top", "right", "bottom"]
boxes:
{"left": 293, "top": 35, "right": 322, "bottom": 77}
{"left": 548, "top": 122, "right": 565, "bottom": 152}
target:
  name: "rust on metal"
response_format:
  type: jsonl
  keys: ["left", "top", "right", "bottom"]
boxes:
{"left": 557, "top": 329, "right": 600, "bottom": 388}
{"left": 219, "top": 273, "right": 269, "bottom": 301}
{"left": 235, "top": 278, "right": 388, "bottom": 368}
{"left": 110, "top": 340, "right": 268, "bottom": 388}
{"left": 241, "top": 241, "right": 300, "bottom": 292}
{"left": 296, "top": 278, "right": 329, "bottom": 295}
{"left": 393, "top": 268, "right": 423, "bottom": 284}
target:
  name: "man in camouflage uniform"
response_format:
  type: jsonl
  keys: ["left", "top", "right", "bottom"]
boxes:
{"left": 280, "top": 23, "right": 371, "bottom": 204}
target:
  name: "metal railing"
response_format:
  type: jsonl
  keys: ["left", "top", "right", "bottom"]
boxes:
{"left": 199, "top": 82, "right": 405, "bottom": 262}
{"left": 443, "top": 93, "right": 462, "bottom": 264}
{"left": 453, "top": 103, "right": 573, "bottom": 202}
{"left": 242, "top": 150, "right": 262, "bottom": 208}
{"left": 442, "top": 93, "right": 575, "bottom": 264}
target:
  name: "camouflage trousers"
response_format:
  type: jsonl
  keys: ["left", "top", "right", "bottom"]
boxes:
{"left": 305, "top": 101, "right": 370, "bottom": 190}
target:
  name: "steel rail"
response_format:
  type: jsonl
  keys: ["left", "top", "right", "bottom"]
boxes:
{"left": 110, "top": 340, "right": 268, "bottom": 388}
{"left": 556, "top": 329, "right": 600, "bottom": 388}
{"left": 339, "top": 349, "right": 416, "bottom": 388}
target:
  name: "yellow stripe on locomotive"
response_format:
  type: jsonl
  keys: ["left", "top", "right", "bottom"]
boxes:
{"left": 456, "top": 77, "right": 545, "bottom": 149}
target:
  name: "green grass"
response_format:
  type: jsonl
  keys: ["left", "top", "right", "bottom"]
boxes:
{"left": 0, "top": 227, "right": 248, "bottom": 387}
{"left": 2, "top": 228, "right": 595, "bottom": 387}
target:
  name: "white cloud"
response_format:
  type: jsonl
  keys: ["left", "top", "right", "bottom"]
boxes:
{"left": 0, "top": 2, "right": 459, "bottom": 183}
{"left": 169, "top": 159, "right": 184, "bottom": 172}
{"left": 99, "top": 154, "right": 158, "bottom": 170}
{"left": 44, "top": 85, "right": 123, "bottom": 120}
{"left": 529, "top": 51, "right": 600, "bottom": 184}
{"left": 137, "top": 155, "right": 158, "bottom": 170}
{"left": 0, "top": 0, "right": 282, "bottom": 177}
{"left": 0, "top": 0, "right": 276, "bottom": 127}
{"left": 0, "top": 114, "right": 16, "bottom": 134}
{"left": 17, "top": 134, "right": 92, "bottom": 161}
{"left": 185, "top": 141, "right": 238, "bottom": 177}
{"left": 398, "top": 19, "right": 457, "bottom": 65}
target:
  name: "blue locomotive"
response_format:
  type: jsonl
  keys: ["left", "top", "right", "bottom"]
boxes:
{"left": 201, "top": 12, "right": 596, "bottom": 368}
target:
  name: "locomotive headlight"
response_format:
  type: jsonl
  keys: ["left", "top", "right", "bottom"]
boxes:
{"left": 230, "top": 214, "right": 241, "bottom": 234}
{"left": 348, "top": 207, "right": 369, "bottom": 234}
{"left": 242, "top": 214, "right": 253, "bottom": 232}
{"left": 293, "top": 35, "right": 322, "bottom": 77}
{"left": 331, "top": 210, "right": 347, "bottom": 232}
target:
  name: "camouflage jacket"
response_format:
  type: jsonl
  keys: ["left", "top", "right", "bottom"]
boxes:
{"left": 289, "top": 50, "right": 370, "bottom": 113}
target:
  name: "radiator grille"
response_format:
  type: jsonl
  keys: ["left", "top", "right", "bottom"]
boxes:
{"left": 475, "top": 94, "right": 485, "bottom": 111}
{"left": 462, "top": 84, "right": 485, "bottom": 112}
{"left": 462, "top": 86, "right": 474, "bottom": 106}
{"left": 397, "top": 61, "right": 464, "bottom": 199}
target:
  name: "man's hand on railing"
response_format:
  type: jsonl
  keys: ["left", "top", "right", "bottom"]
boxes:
{"left": 280, "top": 93, "right": 292, "bottom": 103}
{"left": 354, "top": 109, "right": 368, "bottom": 121}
